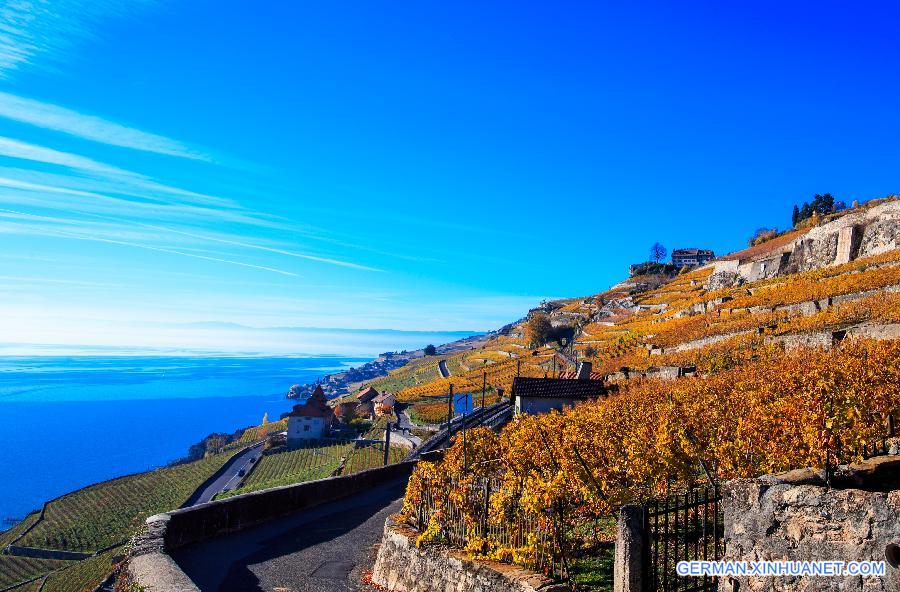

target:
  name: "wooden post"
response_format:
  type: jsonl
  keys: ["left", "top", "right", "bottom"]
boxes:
{"left": 614, "top": 505, "right": 646, "bottom": 592}
{"left": 383, "top": 421, "right": 391, "bottom": 466}
{"left": 481, "top": 371, "right": 487, "bottom": 412}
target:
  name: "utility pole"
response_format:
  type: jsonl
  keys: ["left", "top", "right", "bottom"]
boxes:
{"left": 481, "top": 371, "right": 486, "bottom": 412}
{"left": 445, "top": 384, "right": 454, "bottom": 448}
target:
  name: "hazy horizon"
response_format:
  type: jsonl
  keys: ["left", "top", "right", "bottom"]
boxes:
{"left": 0, "top": 324, "right": 484, "bottom": 358}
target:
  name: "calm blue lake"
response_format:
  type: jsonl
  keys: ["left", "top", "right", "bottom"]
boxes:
{"left": 0, "top": 355, "right": 367, "bottom": 523}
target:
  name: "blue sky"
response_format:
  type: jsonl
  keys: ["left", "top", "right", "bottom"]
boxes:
{"left": 0, "top": 1, "right": 898, "bottom": 354}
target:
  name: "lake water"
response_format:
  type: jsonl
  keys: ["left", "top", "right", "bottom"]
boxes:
{"left": 0, "top": 355, "right": 368, "bottom": 523}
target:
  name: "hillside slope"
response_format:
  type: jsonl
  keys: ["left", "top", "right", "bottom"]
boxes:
{"left": 359, "top": 197, "right": 898, "bottom": 413}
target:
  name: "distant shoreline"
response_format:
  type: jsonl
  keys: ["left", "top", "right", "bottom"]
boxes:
{"left": 285, "top": 332, "right": 494, "bottom": 401}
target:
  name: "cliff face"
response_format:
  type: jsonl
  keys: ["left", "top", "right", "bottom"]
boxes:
{"left": 709, "top": 198, "right": 899, "bottom": 285}
{"left": 784, "top": 199, "right": 898, "bottom": 274}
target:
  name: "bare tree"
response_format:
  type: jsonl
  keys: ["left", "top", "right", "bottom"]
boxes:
{"left": 650, "top": 242, "right": 667, "bottom": 263}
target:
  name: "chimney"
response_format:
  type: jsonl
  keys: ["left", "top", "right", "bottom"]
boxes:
{"left": 576, "top": 361, "right": 592, "bottom": 380}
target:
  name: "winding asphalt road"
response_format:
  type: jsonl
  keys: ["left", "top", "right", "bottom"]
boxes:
{"left": 173, "top": 478, "right": 406, "bottom": 591}
{"left": 437, "top": 359, "right": 450, "bottom": 378}
{"left": 184, "top": 442, "right": 265, "bottom": 506}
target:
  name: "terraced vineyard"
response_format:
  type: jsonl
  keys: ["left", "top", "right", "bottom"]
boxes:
{"left": 0, "top": 556, "right": 67, "bottom": 590}
{"left": 228, "top": 418, "right": 288, "bottom": 449}
{"left": 19, "top": 448, "right": 241, "bottom": 552}
{"left": 344, "top": 443, "right": 407, "bottom": 474}
{"left": 0, "top": 510, "right": 41, "bottom": 548}
{"left": 40, "top": 545, "right": 126, "bottom": 592}
{"left": 369, "top": 355, "right": 447, "bottom": 393}
{"left": 6, "top": 580, "right": 43, "bottom": 592}
{"left": 236, "top": 441, "right": 353, "bottom": 494}
{"left": 224, "top": 439, "right": 407, "bottom": 497}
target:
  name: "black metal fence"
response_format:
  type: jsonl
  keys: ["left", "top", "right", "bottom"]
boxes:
{"left": 642, "top": 486, "right": 723, "bottom": 592}
{"left": 410, "top": 476, "right": 569, "bottom": 580}
{"left": 827, "top": 412, "right": 896, "bottom": 482}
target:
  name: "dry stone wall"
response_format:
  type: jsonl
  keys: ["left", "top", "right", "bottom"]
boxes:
{"left": 723, "top": 476, "right": 900, "bottom": 592}
{"left": 372, "top": 518, "right": 567, "bottom": 592}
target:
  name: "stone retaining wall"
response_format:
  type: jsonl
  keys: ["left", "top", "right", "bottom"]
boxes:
{"left": 723, "top": 474, "right": 900, "bottom": 592}
{"left": 372, "top": 517, "right": 567, "bottom": 592}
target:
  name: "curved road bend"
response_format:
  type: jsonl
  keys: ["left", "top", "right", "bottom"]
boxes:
{"left": 173, "top": 478, "right": 406, "bottom": 592}
{"left": 185, "top": 442, "right": 265, "bottom": 507}
{"left": 437, "top": 359, "right": 450, "bottom": 378}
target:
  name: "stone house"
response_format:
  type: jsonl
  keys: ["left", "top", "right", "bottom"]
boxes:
{"left": 286, "top": 385, "right": 333, "bottom": 445}
{"left": 671, "top": 248, "right": 715, "bottom": 268}
{"left": 356, "top": 401, "right": 375, "bottom": 419}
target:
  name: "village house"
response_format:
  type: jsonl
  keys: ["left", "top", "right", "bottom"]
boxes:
{"left": 671, "top": 248, "right": 715, "bottom": 267}
{"left": 356, "top": 386, "right": 380, "bottom": 403}
{"left": 356, "top": 400, "right": 375, "bottom": 419}
{"left": 372, "top": 392, "right": 396, "bottom": 416}
{"left": 512, "top": 363, "right": 607, "bottom": 415}
{"left": 286, "top": 385, "right": 333, "bottom": 445}
{"left": 333, "top": 400, "right": 359, "bottom": 424}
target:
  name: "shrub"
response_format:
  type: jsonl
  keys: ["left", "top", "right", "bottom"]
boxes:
{"left": 748, "top": 227, "right": 779, "bottom": 247}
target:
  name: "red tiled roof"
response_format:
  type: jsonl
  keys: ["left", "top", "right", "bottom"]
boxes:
{"left": 357, "top": 386, "right": 380, "bottom": 402}
{"left": 288, "top": 385, "right": 333, "bottom": 418}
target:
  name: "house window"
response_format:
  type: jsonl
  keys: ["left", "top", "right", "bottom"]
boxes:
{"left": 304, "top": 425, "right": 310, "bottom": 432}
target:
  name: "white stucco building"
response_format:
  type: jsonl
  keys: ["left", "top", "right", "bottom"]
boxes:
{"left": 286, "top": 385, "right": 334, "bottom": 445}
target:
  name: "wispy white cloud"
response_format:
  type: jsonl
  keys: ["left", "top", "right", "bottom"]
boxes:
{"left": 0, "top": 182, "right": 383, "bottom": 273}
{"left": 0, "top": 135, "right": 128, "bottom": 176}
{"left": 0, "top": 134, "right": 415, "bottom": 267}
{"left": 0, "top": 91, "right": 210, "bottom": 160}
{"left": 0, "top": 275, "right": 122, "bottom": 288}
{"left": 0, "top": 163, "right": 251, "bottom": 214}
{"left": 0, "top": 1, "right": 156, "bottom": 75}
{"left": 0, "top": 210, "right": 302, "bottom": 277}
{"left": 137, "top": 224, "right": 384, "bottom": 272}
{"left": 0, "top": 175, "right": 271, "bottom": 228}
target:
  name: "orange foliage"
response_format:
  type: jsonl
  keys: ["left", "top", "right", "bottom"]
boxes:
{"left": 403, "top": 340, "right": 900, "bottom": 561}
